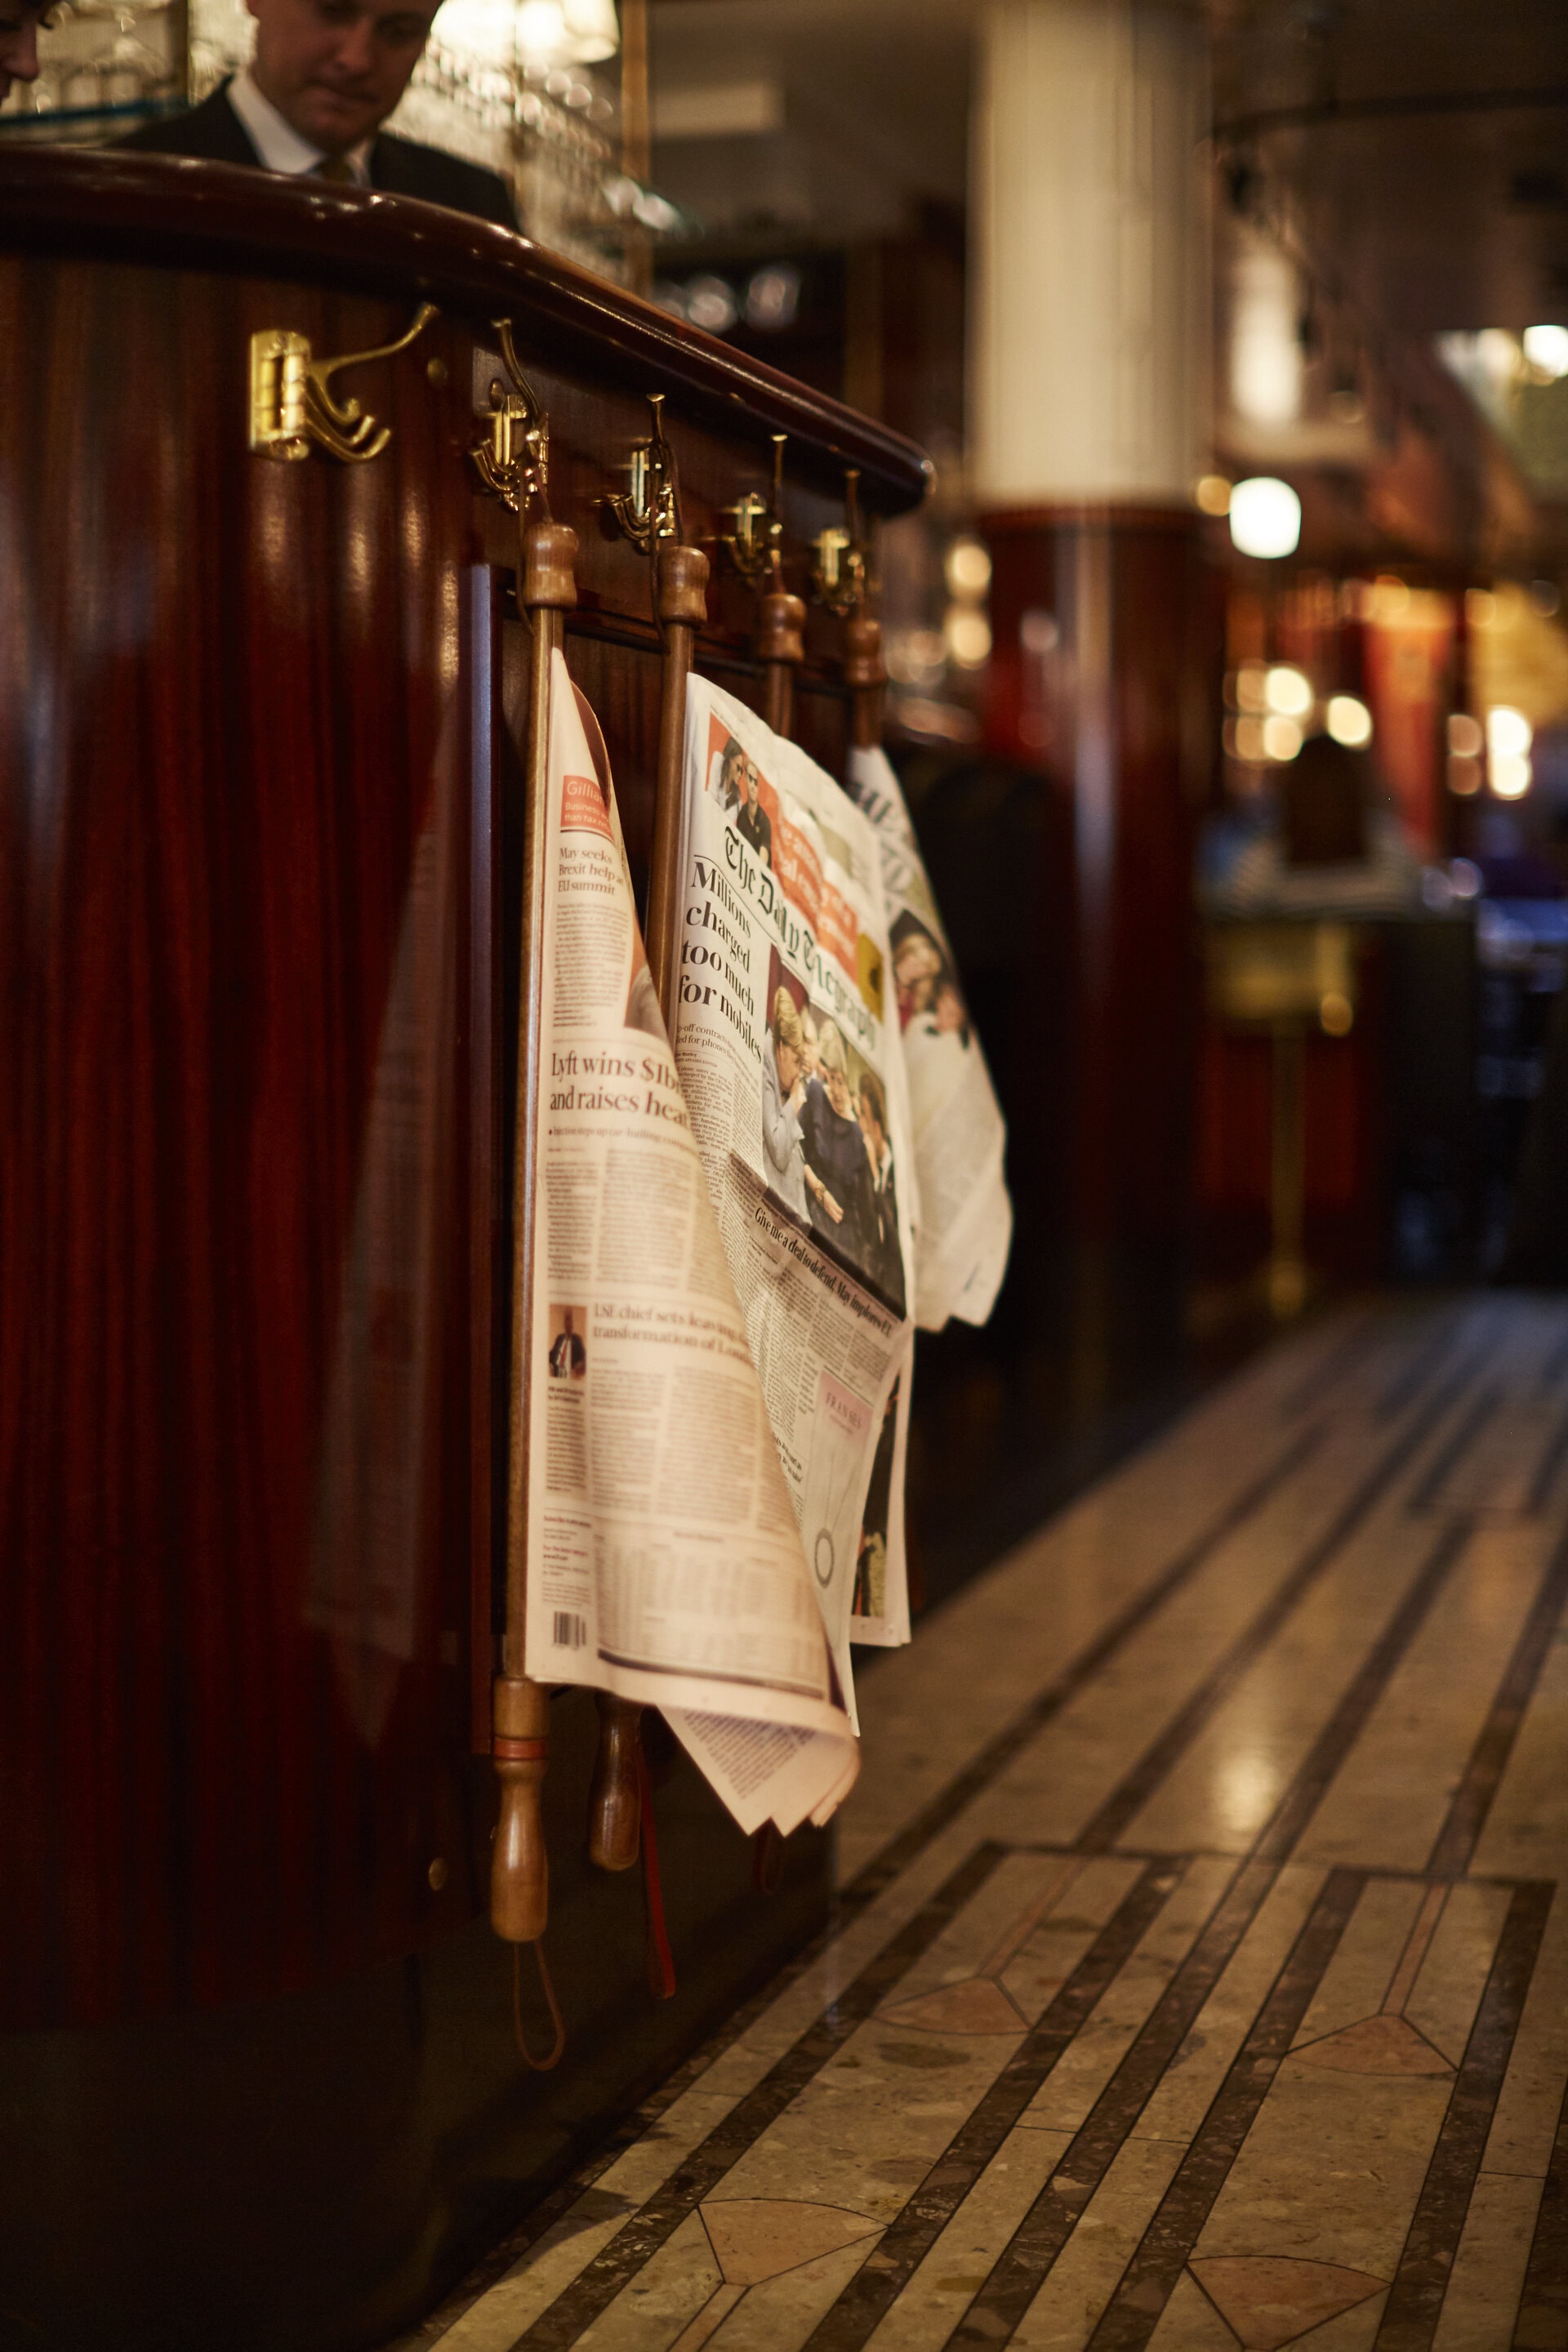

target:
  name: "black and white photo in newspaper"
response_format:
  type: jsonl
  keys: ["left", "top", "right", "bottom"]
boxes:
{"left": 676, "top": 679, "right": 917, "bottom": 1677}
{"left": 521, "top": 650, "right": 859, "bottom": 1835}
{"left": 848, "top": 744, "right": 1013, "bottom": 1330}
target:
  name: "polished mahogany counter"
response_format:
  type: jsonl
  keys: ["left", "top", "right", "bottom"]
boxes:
{"left": 0, "top": 152, "right": 927, "bottom": 2351}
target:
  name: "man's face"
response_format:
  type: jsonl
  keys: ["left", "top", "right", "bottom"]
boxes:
{"left": 248, "top": 0, "right": 439, "bottom": 153}
{"left": 0, "top": 4, "right": 44, "bottom": 102}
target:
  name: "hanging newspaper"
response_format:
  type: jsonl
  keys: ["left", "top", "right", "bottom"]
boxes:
{"left": 675, "top": 680, "right": 917, "bottom": 1673}
{"left": 523, "top": 651, "right": 858, "bottom": 1837}
{"left": 848, "top": 745, "right": 1012, "bottom": 1330}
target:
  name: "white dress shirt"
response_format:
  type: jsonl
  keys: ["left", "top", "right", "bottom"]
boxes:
{"left": 228, "top": 67, "right": 373, "bottom": 185}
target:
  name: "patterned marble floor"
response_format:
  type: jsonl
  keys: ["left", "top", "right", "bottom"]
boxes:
{"left": 414, "top": 1295, "right": 1568, "bottom": 2352}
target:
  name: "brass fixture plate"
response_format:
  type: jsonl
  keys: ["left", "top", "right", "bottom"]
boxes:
{"left": 248, "top": 303, "right": 438, "bottom": 465}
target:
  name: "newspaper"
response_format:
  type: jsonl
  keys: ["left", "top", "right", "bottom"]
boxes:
{"left": 675, "top": 682, "right": 918, "bottom": 1683}
{"left": 522, "top": 651, "right": 858, "bottom": 1837}
{"left": 848, "top": 745, "right": 1013, "bottom": 1330}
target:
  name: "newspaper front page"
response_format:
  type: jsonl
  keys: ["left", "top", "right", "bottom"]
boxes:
{"left": 848, "top": 745, "right": 1013, "bottom": 1330}
{"left": 522, "top": 652, "right": 858, "bottom": 1836}
{"left": 675, "top": 681, "right": 918, "bottom": 1678}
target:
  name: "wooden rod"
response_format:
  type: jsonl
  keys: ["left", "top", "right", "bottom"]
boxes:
{"left": 492, "top": 514, "right": 578, "bottom": 1946}
{"left": 758, "top": 581, "right": 805, "bottom": 740}
{"left": 844, "top": 609, "right": 885, "bottom": 751}
{"left": 585, "top": 537, "right": 709, "bottom": 1878}
{"left": 647, "top": 542, "right": 710, "bottom": 1013}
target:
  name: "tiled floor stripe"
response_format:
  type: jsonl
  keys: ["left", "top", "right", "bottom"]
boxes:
{"left": 1428, "top": 1520, "right": 1568, "bottom": 1878}
{"left": 510, "top": 1844, "right": 1014, "bottom": 2349}
{"left": 397, "top": 1298, "right": 1568, "bottom": 2352}
{"left": 1079, "top": 1868, "right": 1365, "bottom": 2352}
{"left": 1077, "top": 1374, "right": 1478, "bottom": 1859}
{"left": 842, "top": 1422, "right": 1325, "bottom": 1913}
{"left": 1377, "top": 1882, "right": 1553, "bottom": 2352}
{"left": 1514, "top": 2060, "right": 1568, "bottom": 2352}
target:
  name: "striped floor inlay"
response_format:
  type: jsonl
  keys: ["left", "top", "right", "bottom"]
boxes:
{"left": 402, "top": 1297, "right": 1568, "bottom": 2352}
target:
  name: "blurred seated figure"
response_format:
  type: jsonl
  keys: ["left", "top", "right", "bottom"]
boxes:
{"left": 120, "top": 0, "right": 516, "bottom": 226}
{"left": 1, "top": 0, "right": 47, "bottom": 100}
{"left": 1280, "top": 732, "right": 1370, "bottom": 866}
{"left": 1200, "top": 732, "right": 1421, "bottom": 917}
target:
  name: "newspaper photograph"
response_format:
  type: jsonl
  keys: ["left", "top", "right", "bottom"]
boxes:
{"left": 677, "top": 680, "right": 918, "bottom": 1675}
{"left": 848, "top": 744, "right": 1013, "bottom": 1330}
{"left": 522, "top": 651, "right": 858, "bottom": 1837}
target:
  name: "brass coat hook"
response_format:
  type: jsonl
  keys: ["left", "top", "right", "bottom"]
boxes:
{"left": 722, "top": 432, "right": 787, "bottom": 585}
{"left": 471, "top": 318, "right": 551, "bottom": 518}
{"left": 249, "top": 302, "right": 438, "bottom": 465}
{"left": 603, "top": 392, "right": 681, "bottom": 554}
{"left": 813, "top": 469, "right": 871, "bottom": 615}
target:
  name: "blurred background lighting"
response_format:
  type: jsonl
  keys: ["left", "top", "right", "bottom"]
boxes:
{"left": 684, "top": 274, "right": 737, "bottom": 332}
{"left": 1523, "top": 323, "right": 1568, "bottom": 381}
{"left": 1448, "top": 712, "right": 1484, "bottom": 757}
{"left": 1235, "top": 663, "right": 1268, "bottom": 714}
{"left": 944, "top": 608, "right": 992, "bottom": 668}
{"left": 1262, "top": 714, "right": 1303, "bottom": 761}
{"left": 440, "top": 0, "right": 523, "bottom": 62}
{"left": 516, "top": 0, "right": 569, "bottom": 60}
{"left": 1449, "top": 755, "right": 1483, "bottom": 796}
{"left": 744, "top": 264, "right": 800, "bottom": 329}
{"left": 1492, "top": 752, "right": 1533, "bottom": 799}
{"left": 945, "top": 537, "right": 992, "bottom": 599}
{"left": 1263, "top": 664, "right": 1312, "bottom": 718}
{"left": 1231, "top": 241, "right": 1304, "bottom": 426}
{"left": 1326, "top": 693, "right": 1373, "bottom": 746}
{"left": 1195, "top": 474, "right": 1232, "bottom": 516}
{"left": 1466, "top": 587, "right": 1498, "bottom": 628}
{"left": 1488, "top": 706, "right": 1534, "bottom": 760}
{"left": 1232, "top": 715, "right": 1267, "bottom": 762}
{"left": 1228, "top": 476, "right": 1302, "bottom": 559}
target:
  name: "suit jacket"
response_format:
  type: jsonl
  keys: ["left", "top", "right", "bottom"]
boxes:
{"left": 120, "top": 82, "right": 517, "bottom": 229}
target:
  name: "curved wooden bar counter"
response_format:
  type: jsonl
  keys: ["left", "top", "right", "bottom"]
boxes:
{"left": 0, "top": 150, "right": 929, "bottom": 2352}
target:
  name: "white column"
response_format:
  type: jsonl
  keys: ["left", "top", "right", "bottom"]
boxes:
{"left": 970, "top": 0, "right": 1210, "bottom": 510}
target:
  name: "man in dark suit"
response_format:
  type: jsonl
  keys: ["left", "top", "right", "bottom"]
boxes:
{"left": 121, "top": 0, "right": 516, "bottom": 227}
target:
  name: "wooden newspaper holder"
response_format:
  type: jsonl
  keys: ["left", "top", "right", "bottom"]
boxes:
{"left": 725, "top": 431, "right": 808, "bottom": 737}
{"left": 591, "top": 394, "right": 710, "bottom": 1881}
{"left": 813, "top": 469, "right": 888, "bottom": 751}
{"left": 0, "top": 148, "right": 929, "bottom": 2352}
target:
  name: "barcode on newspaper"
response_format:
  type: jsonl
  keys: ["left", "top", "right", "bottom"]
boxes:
{"left": 553, "top": 1611, "right": 587, "bottom": 1650}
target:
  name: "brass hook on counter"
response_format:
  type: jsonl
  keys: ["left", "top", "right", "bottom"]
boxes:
{"left": 812, "top": 469, "right": 870, "bottom": 616}
{"left": 723, "top": 431, "right": 787, "bottom": 586}
{"left": 249, "top": 302, "right": 438, "bottom": 465}
{"left": 813, "top": 470, "right": 886, "bottom": 749}
{"left": 470, "top": 318, "right": 551, "bottom": 519}
{"left": 603, "top": 393, "right": 681, "bottom": 555}
{"left": 723, "top": 434, "right": 804, "bottom": 737}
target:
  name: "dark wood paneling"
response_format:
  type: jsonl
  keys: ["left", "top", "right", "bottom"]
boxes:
{"left": 0, "top": 261, "right": 490, "bottom": 2027}
{"left": 0, "top": 149, "right": 931, "bottom": 515}
{"left": 0, "top": 185, "right": 880, "bottom": 2034}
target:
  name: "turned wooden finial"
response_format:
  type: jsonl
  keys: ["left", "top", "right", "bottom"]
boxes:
{"left": 491, "top": 1673, "right": 551, "bottom": 1942}
{"left": 657, "top": 541, "right": 710, "bottom": 629}
{"left": 523, "top": 522, "right": 580, "bottom": 611}
{"left": 587, "top": 1692, "right": 644, "bottom": 1870}
{"left": 757, "top": 586, "right": 806, "bottom": 666}
{"left": 844, "top": 611, "right": 884, "bottom": 692}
